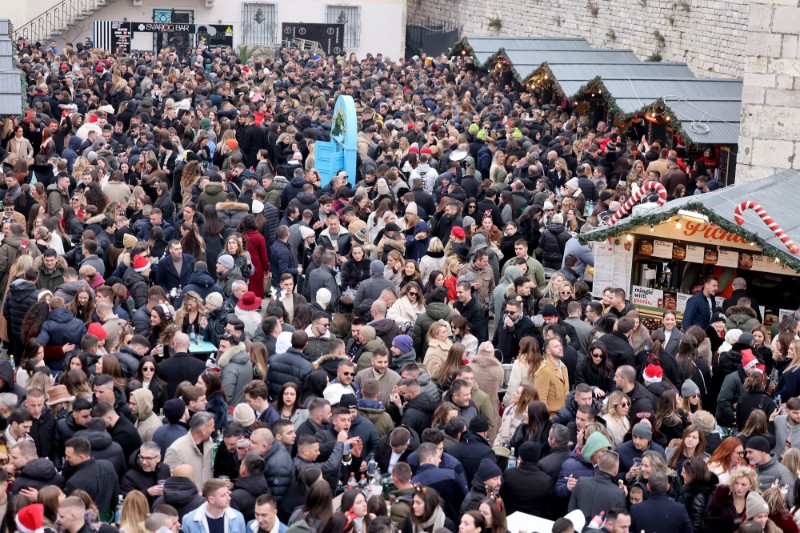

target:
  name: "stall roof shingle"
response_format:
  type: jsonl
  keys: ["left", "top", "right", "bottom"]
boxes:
{"left": 455, "top": 35, "right": 743, "bottom": 144}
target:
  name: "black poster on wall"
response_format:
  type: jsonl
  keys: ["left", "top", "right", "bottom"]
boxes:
{"left": 196, "top": 24, "right": 234, "bottom": 48}
{"left": 281, "top": 23, "right": 345, "bottom": 55}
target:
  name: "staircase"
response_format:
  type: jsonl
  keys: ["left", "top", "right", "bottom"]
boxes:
{"left": 14, "top": 0, "right": 117, "bottom": 45}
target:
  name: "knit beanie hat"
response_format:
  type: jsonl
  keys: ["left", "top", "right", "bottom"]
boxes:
{"left": 632, "top": 421, "right": 653, "bottom": 440}
{"left": 745, "top": 491, "right": 769, "bottom": 518}
{"left": 643, "top": 364, "right": 663, "bottom": 384}
{"left": 581, "top": 432, "right": 611, "bottom": 462}
{"left": 681, "top": 379, "right": 700, "bottom": 398}
{"left": 163, "top": 398, "right": 186, "bottom": 424}
{"left": 392, "top": 335, "right": 413, "bottom": 353}
{"left": 468, "top": 123, "right": 479, "bottom": 134}
{"left": 316, "top": 288, "right": 332, "bottom": 305}
{"left": 475, "top": 457, "right": 502, "bottom": 482}
{"left": 233, "top": 403, "right": 255, "bottom": 427}
{"left": 463, "top": 216, "right": 475, "bottom": 228}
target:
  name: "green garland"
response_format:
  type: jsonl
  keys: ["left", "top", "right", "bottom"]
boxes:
{"left": 577, "top": 200, "right": 800, "bottom": 272}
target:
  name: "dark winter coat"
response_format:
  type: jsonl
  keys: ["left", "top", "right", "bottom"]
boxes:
{"left": 617, "top": 439, "right": 666, "bottom": 474}
{"left": 539, "top": 222, "right": 571, "bottom": 269}
{"left": 568, "top": 470, "right": 627, "bottom": 522}
{"left": 179, "top": 268, "right": 223, "bottom": 305}
{"left": 216, "top": 202, "right": 250, "bottom": 238}
{"left": 267, "top": 348, "right": 314, "bottom": 401}
{"left": 11, "top": 458, "right": 65, "bottom": 494}
{"left": 600, "top": 331, "right": 636, "bottom": 369}
{"left": 109, "top": 414, "right": 143, "bottom": 461}
{"left": 263, "top": 439, "right": 294, "bottom": 504}
{"left": 411, "top": 463, "right": 468, "bottom": 523}
{"left": 156, "top": 253, "right": 196, "bottom": 293}
{"left": 500, "top": 461, "right": 553, "bottom": 517}
{"left": 678, "top": 474, "right": 719, "bottom": 533}
{"left": 3, "top": 278, "right": 38, "bottom": 338}
{"left": 399, "top": 392, "right": 438, "bottom": 438}
{"left": 120, "top": 451, "right": 170, "bottom": 505}
{"left": 280, "top": 176, "right": 308, "bottom": 210}
{"left": 448, "top": 431, "right": 496, "bottom": 486}
{"left": 74, "top": 429, "right": 126, "bottom": 478}
{"left": 341, "top": 258, "right": 371, "bottom": 291}
{"left": 701, "top": 485, "right": 741, "bottom": 533}
{"left": 717, "top": 367, "right": 746, "bottom": 428}
{"left": 736, "top": 389, "right": 777, "bottom": 430}
{"left": 411, "top": 302, "right": 457, "bottom": 357}
{"left": 158, "top": 351, "right": 207, "bottom": 399}
{"left": 54, "top": 413, "right": 85, "bottom": 462}
{"left": 206, "top": 392, "right": 229, "bottom": 432}
{"left": 151, "top": 475, "right": 206, "bottom": 519}
{"left": 554, "top": 451, "right": 596, "bottom": 499}
{"left": 231, "top": 474, "right": 270, "bottom": 522}
{"left": 64, "top": 457, "right": 120, "bottom": 514}
{"left": 375, "top": 426, "right": 420, "bottom": 474}
{"left": 123, "top": 267, "right": 150, "bottom": 309}
{"left": 269, "top": 240, "right": 298, "bottom": 289}
{"left": 630, "top": 492, "right": 693, "bottom": 533}
{"left": 30, "top": 406, "right": 56, "bottom": 461}
{"left": 36, "top": 307, "right": 87, "bottom": 360}
{"left": 354, "top": 273, "right": 395, "bottom": 308}
{"left": 152, "top": 422, "right": 189, "bottom": 456}
{"left": 493, "top": 315, "right": 536, "bottom": 364}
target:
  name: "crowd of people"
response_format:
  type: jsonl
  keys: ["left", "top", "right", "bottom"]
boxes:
{"left": 0, "top": 33, "right": 782, "bottom": 533}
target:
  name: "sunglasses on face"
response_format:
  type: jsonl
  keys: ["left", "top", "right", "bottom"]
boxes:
{"left": 341, "top": 372, "right": 355, "bottom": 377}
{"left": 560, "top": 291, "right": 572, "bottom": 295}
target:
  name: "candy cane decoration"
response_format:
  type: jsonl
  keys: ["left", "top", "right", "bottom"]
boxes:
{"left": 734, "top": 201, "right": 800, "bottom": 254}
{"left": 607, "top": 181, "right": 667, "bottom": 226}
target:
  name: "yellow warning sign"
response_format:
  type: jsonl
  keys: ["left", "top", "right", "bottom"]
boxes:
{"left": 225, "top": 26, "right": 233, "bottom": 36}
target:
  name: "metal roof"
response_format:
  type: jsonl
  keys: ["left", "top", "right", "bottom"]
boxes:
{"left": 580, "top": 170, "right": 800, "bottom": 267}
{"left": 458, "top": 35, "right": 743, "bottom": 145}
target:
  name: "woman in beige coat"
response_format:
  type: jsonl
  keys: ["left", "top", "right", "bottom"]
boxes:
{"left": 422, "top": 320, "right": 452, "bottom": 380}
{"left": 471, "top": 341, "right": 505, "bottom": 419}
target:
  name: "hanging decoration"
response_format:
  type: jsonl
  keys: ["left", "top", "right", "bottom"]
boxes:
{"left": 607, "top": 181, "right": 668, "bottom": 225}
{"left": 734, "top": 201, "right": 800, "bottom": 254}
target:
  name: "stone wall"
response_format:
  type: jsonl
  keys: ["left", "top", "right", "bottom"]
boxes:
{"left": 409, "top": 0, "right": 748, "bottom": 78}
{"left": 736, "top": 0, "right": 800, "bottom": 182}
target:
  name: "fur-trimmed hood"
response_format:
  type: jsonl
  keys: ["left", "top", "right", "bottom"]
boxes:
{"left": 86, "top": 213, "right": 108, "bottom": 225}
{"left": 314, "top": 353, "right": 350, "bottom": 367}
{"left": 217, "top": 342, "right": 248, "bottom": 368}
{"left": 215, "top": 201, "right": 249, "bottom": 212}
{"left": 33, "top": 254, "right": 68, "bottom": 271}
{"left": 726, "top": 304, "right": 756, "bottom": 318}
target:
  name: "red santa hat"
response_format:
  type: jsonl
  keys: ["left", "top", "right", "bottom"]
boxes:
{"left": 16, "top": 504, "right": 44, "bottom": 533}
{"left": 133, "top": 254, "right": 150, "bottom": 273}
{"left": 742, "top": 349, "right": 758, "bottom": 372}
{"left": 643, "top": 364, "right": 663, "bottom": 384}
{"left": 88, "top": 114, "right": 99, "bottom": 124}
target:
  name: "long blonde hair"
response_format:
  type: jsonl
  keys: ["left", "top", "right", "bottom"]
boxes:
{"left": 119, "top": 490, "right": 149, "bottom": 533}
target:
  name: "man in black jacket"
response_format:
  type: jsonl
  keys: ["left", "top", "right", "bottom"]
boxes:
{"left": 374, "top": 426, "right": 419, "bottom": 474}
{"left": 250, "top": 427, "right": 294, "bottom": 506}
{"left": 151, "top": 464, "right": 206, "bottom": 520}
{"left": 493, "top": 299, "right": 536, "bottom": 364}
{"left": 93, "top": 401, "right": 142, "bottom": 461}
{"left": 230, "top": 452, "right": 270, "bottom": 522}
{"left": 454, "top": 281, "right": 486, "bottom": 342}
{"left": 54, "top": 398, "right": 93, "bottom": 466}
{"left": 158, "top": 333, "right": 206, "bottom": 399}
{"left": 25, "top": 388, "right": 56, "bottom": 461}
{"left": 120, "top": 441, "right": 170, "bottom": 505}
{"left": 448, "top": 416, "right": 496, "bottom": 485}
{"left": 63, "top": 436, "right": 120, "bottom": 514}
{"left": 600, "top": 316, "right": 637, "bottom": 369}
{"left": 501, "top": 442, "right": 554, "bottom": 517}
{"left": 266, "top": 331, "right": 315, "bottom": 400}
{"left": 387, "top": 378, "right": 437, "bottom": 438}
{"left": 8, "top": 440, "right": 65, "bottom": 494}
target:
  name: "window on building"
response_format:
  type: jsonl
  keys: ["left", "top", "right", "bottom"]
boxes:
{"left": 241, "top": 3, "right": 278, "bottom": 47}
{"left": 326, "top": 4, "right": 361, "bottom": 49}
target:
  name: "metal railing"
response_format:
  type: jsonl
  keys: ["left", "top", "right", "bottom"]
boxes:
{"left": 14, "top": 0, "right": 110, "bottom": 44}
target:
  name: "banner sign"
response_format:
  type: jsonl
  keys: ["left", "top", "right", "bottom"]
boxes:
{"left": 281, "top": 23, "right": 345, "bottom": 55}
{"left": 124, "top": 22, "right": 197, "bottom": 33}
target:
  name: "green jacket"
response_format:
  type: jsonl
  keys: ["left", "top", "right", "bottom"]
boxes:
{"left": 358, "top": 406, "right": 394, "bottom": 437}
{"left": 264, "top": 183, "right": 281, "bottom": 209}
{"left": 357, "top": 337, "right": 388, "bottom": 372}
{"left": 390, "top": 487, "right": 416, "bottom": 530}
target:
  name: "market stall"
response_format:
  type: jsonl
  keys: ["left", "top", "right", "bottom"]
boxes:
{"left": 579, "top": 171, "right": 800, "bottom": 329}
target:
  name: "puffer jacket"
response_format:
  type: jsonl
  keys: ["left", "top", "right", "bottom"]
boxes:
{"left": 123, "top": 266, "right": 150, "bottom": 309}
{"left": 263, "top": 438, "right": 294, "bottom": 504}
{"left": 717, "top": 366, "right": 746, "bottom": 428}
{"left": 289, "top": 191, "right": 319, "bottom": 213}
{"left": 3, "top": 278, "right": 39, "bottom": 338}
{"left": 11, "top": 457, "right": 65, "bottom": 494}
{"left": 267, "top": 347, "right": 314, "bottom": 401}
{"left": 36, "top": 307, "right": 87, "bottom": 356}
{"left": 398, "top": 390, "right": 438, "bottom": 437}
{"left": 216, "top": 201, "right": 250, "bottom": 238}
{"left": 539, "top": 222, "right": 571, "bottom": 269}
{"left": 280, "top": 176, "right": 308, "bottom": 209}
{"left": 152, "top": 475, "right": 206, "bottom": 520}
{"left": 73, "top": 428, "right": 126, "bottom": 478}
{"left": 218, "top": 342, "right": 253, "bottom": 405}
{"left": 231, "top": 474, "right": 271, "bottom": 522}
{"left": 35, "top": 254, "right": 67, "bottom": 293}
{"left": 197, "top": 182, "right": 228, "bottom": 212}
{"left": 678, "top": 474, "right": 718, "bottom": 533}
{"left": 411, "top": 303, "right": 457, "bottom": 357}
{"left": 725, "top": 304, "right": 760, "bottom": 333}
